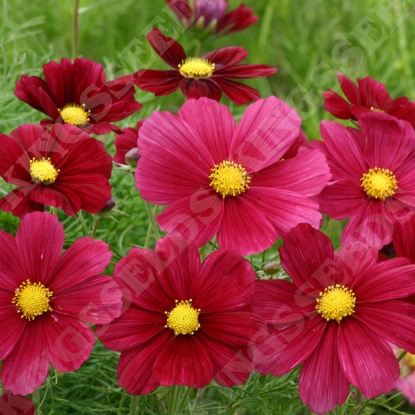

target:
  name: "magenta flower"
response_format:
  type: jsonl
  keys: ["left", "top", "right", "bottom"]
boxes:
{"left": 323, "top": 73, "right": 415, "bottom": 126}
{"left": 15, "top": 58, "right": 142, "bottom": 135}
{"left": 252, "top": 223, "right": 415, "bottom": 414}
{"left": 0, "top": 123, "right": 113, "bottom": 217}
{"left": 166, "top": 0, "right": 258, "bottom": 35}
{"left": 135, "top": 97, "right": 330, "bottom": 256}
{"left": 133, "top": 28, "right": 276, "bottom": 105}
{"left": 313, "top": 111, "right": 415, "bottom": 249}
{"left": 0, "top": 212, "right": 122, "bottom": 395}
{"left": 98, "top": 233, "right": 266, "bottom": 394}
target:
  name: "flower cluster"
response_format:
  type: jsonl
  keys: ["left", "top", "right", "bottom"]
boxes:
{"left": 3, "top": 1, "right": 415, "bottom": 414}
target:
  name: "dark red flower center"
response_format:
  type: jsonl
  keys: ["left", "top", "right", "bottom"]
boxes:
{"left": 178, "top": 57, "right": 215, "bottom": 78}
{"left": 12, "top": 279, "right": 53, "bottom": 321}
{"left": 30, "top": 157, "right": 59, "bottom": 185}
{"left": 209, "top": 160, "right": 251, "bottom": 197}
{"left": 361, "top": 167, "right": 397, "bottom": 201}
{"left": 315, "top": 284, "right": 355, "bottom": 323}
{"left": 165, "top": 299, "right": 200, "bottom": 335}
{"left": 58, "top": 103, "right": 90, "bottom": 125}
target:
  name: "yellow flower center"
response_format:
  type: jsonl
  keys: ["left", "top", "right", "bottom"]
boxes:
{"left": 58, "top": 103, "right": 90, "bottom": 125}
{"left": 316, "top": 284, "right": 356, "bottom": 323}
{"left": 361, "top": 167, "right": 398, "bottom": 201}
{"left": 209, "top": 160, "right": 251, "bottom": 198}
{"left": 178, "top": 57, "right": 215, "bottom": 78}
{"left": 30, "top": 157, "right": 59, "bottom": 185}
{"left": 165, "top": 299, "right": 201, "bottom": 335}
{"left": 12, "top": 279, "right": 53, "bottom": 321}
{"left": 370, "top": 106, "right": 384, "bottom": 112}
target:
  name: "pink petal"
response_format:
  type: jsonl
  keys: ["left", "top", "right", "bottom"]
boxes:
{"left": 49, "top": 237, "right": 112, "bottom": 291}
{"left": 0, "top": 231, "right": 24, "bottom": 290}
{"left": 243, "top": 187, "right": 323, "bottom": 235}
{"left": 212, "top": 78, "right": 260, "bottom": 105}
{"left": 253, "top": 316, "right": 325, "bottom": 376}
{"left": 393, "top": 214, "right": 415, "bottom": 261}
{"left": 356, "top": 301, "right": 415, "bottom": 353}
{"left": 279, "top": 223, "right": 335, "bottom": 295}
{"left": 341, "top": 199, "right": 394, "bottom": 249}
{"left": 197, "top": 332, "right": 252, "bottom": 387}
{"left": 361, "top": 112, "right": 415, "bottom": 170}
{"left": 217, "top": 194, "right": 278, "bottom": 255}
{"left": 252, "top": 279, "right": 316, "bottom": 325}
{"left": 0, "top": 290, "right": 26, "bottom": 359}
{"left": 320, "top": 120, "right": 366, "bottom": 177}
{"left": 16, "top": 212, "right": 64, "bottom": 286}
{"left": 1, "top": 320, "right": 49, "bottom": 395}
{"left": 299, "top": 323, "right": 350, "bottom": 415}
{"left": 179, "top": 78, "right": 222, "bottom": 101}
{"left": 117, "top": 331, "right": 171, "bottom": 394}
{"left": 192, "top": 249, "right": 255, "bottom": 312}
{"left": 97, "top": 307, "right": 166, "bottom": 351}
{"left": 251, "top": 148, "right": 330, "bottom": 197}
{"left": 230, "top": 97, "right": 301, "bottom": 172}
{"left": 338, "top": 317, "right": 399, "bottom": 398}
{"left": 203, "top": 46, "right": 248, "bottom": 68}
{"left": 52, "top": 275, "right": 122, "bottom": 324}
{"left": 157, "top": 190, "right": 223, "bottom": 247}
{"left": 153, "top": 335, "right": 214, "bottom": 388}
{"left": 133, "top": 69, "right": 182, "bottom": 95}
{"left": 178, "top": 98, "right": 236, "bottom": 162}
{"left": 41, "top": 312, "right": 94, "bottom": 372}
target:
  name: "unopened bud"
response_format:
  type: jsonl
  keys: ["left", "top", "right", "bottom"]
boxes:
{"left": 125, "top": 147, "right": 140, "bottom": 168}
{"left": 263, "top": 261, "right": 282, "bottom": 275}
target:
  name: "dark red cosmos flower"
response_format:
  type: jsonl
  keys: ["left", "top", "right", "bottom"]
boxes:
{"left": 0, "top": 123, "right": 112, "bottom": 217}
{"left": 113, "top": 120, "right": 144, "bottom": 167}
{"left": 166, "top": 0, "right": 258, "bottom": 35}
{"left": 133, "top": 28, "right": 277, "bottom": 105}
{"left": 98, "top": 233, "right": 266, "bottom": 394}
{"left": 14, "top": 58, "right": 142, "bottom": 135}
{"left": 0, "top": 392, "right": 34, "bottom": 415}
{"left": 0, "top": 212, "right": 122, "bottom": 395}
{"left": 323, "top": 73, "right": 415, "bottom": 126}
{"left": 252, "top": 223, "right": 415, "bottom": 414}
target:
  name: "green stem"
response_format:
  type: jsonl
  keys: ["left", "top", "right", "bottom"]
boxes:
{"left": 117, "top": 390, "right": 126, "bottom": 415}
{"left": 72, "top": 0, "right": 80, "bottom": 58}
{"left": 129, "top": 395, "right": 138, "bottom": 415}
{"left": 50, "top": 206, "right": 58, "bottom": 215}
{"left": 336, "top": 404, "right": 344, "bottom": 415}
{"left": 91, "top": 216, "right": 100, "bottom": 238}
{"left": 77, "top": 211, "right": 88, "bottom": 236}
{"left": 398, "top": 349, "right": 407, "bottom": 361}
{"left": 168, "top": 385, "right": 181, "bottom": 415}
{"left": 325, "top": 217, "right": 335, "bottom": 238}
{"left": 144, "top": 202, "right": 160, "bottom": 246}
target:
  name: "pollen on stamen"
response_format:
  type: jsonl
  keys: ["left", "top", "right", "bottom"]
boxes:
{"left": 165, "top": 299, "right": 201, "bottom": 335}
{"left": 361, "top": 167, "right": 398, "bottom": 201}
{"left": 209, "top": 160, "right": 251, "bottom": 198}
{"left": 316, "top": 284, "right": 356, "bottom": 323}
{"left": 178, "top": 57, "right": 215, "bottom": 78}
{"left": 30, "top": 157, "right": 60, "bottom": 185}
{"left": 58, "top": 103, "right": 91, "bottom": 126}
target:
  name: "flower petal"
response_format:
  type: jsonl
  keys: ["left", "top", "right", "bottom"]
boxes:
{"left": 299, "top": 323, "right": 350, "bottom": 415}
{"left": 338, "top": 317, "right": 399, "bottom": 398}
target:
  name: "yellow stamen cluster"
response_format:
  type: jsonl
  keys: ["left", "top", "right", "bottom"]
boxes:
{"left": 58, "top": 103, "right": 90, "bottom": 125}
{"left": 316, "top": 284, "right": 356, "bottom": 323}
{"left": 178, "top": 57, "right": 215, "bottom": 78}
{"left": 165, "top": 299, "right": 201, "bottom": 335}
{"left": 30, "top": 157, "right": 59, "bottom": 185}
{"left": 370, "top": 106, "right": 384, "bottom": 112}
{"left": 361, "top": 167, "right": 398, "bottom": 201}
{"left": 12, "top": 279, "right": 53, "bottom": 321}
{"left": 209, "top": 160, "right": 251, "bottom": 198}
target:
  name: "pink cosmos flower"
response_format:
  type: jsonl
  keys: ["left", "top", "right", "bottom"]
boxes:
{"left": 14, "top": 58, "right": 142, "bottom": 135}
{"left": 135, "top": 97, "right": 330, "bottom": 256}
{"left": 0, "top": 212, "right": 122, "bottom": 395}
{"left": 323, "top": 73, "right": 415, "bottom": 126}
{"left": 0, "top": 123, "right": 112, "bottom": 217}
{"left": 133, "top": 28, "right": 276, "bottom": 105}
{"left": 166, "top": 0, "right": 258, "bottom": 35}
{"left": 0, "top": 392, "right": 34, "bottom": 415}
{"left": 313, "top": 111, "right": 415, "bottom": 249}
{"left": 252, "top": 223, "right": 415, "bottom": 414}
{"left": 98, "top": 233, "right": 266, "bottom": 394}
